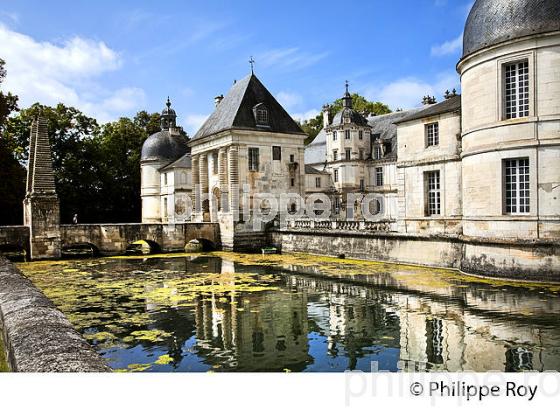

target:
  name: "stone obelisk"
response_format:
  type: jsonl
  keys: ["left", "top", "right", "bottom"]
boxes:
{"left": 23, "top": 116, "right": 61, "bottom": 259}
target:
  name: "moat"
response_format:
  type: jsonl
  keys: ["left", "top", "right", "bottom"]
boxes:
{"left": 17, "top": 253, "right": 560, "bottom": 372}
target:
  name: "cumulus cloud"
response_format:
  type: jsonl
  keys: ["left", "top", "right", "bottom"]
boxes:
{"left": 0, "top": 24, "right": 146, "bottom": 122}
{"left": 276, "top": 91, "right": 303, "bottom": 110}
{"left": 290, "top": 109, "right": 320, "bottom": 123}
{"left": 364, "top": 72, "right": 460, "bottom": 110}
{"left": 431, "top": 33, "right": 464, "bottom": 57}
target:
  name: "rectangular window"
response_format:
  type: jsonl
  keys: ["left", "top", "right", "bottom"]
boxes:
{"left": 359, "top": 130, "right": 363, "bottom": 140}
{"left": 426, "top": 171, "right": 441, "bottom": 216}
{"left": 334, "top": 169, "right": 339, "bottom": 183}
{"left": 426, "top": 122, "right": 439, "bottom": 147}
{"left": 212, "top": 152, "right": 219, "bottom": 174}
{"left": 163, "top": 173, "right": 168, "bottom": 185}
{"left": 345, "top": 130, "right": 351, "bottom": 140}
{"left": 504, "top": 158, "right": 530, "bottom": 214}
{"left": 315, "top": 177, "right": 321, "bottom": 188}
{"left": 289, "top": 154, "right": 295, "bottom": 163}
{"left": 374, "top": 146, "right": 382, "bottom": 160}
{"left": 376, "top": 167, "right": 383, "bottom": 186}
{"left": 290, "top": 178, "right": 295, "bottom": 187}
{"left": 359, "top": 149, "right": 364, "bottom": 160}
{"left": 504, "top": 60, "right": 529, "bottom": 119}
{"left": 333, "top": 150, "right": 338, "bottom": 161}
{"left": 248, "top": 147, "right": 259, "bottom": 171}
{"left": 359, "top": 178, "right": 365, "bottom": 191}
{"left": 345, "top": 148, "right": 351, "bottom": 161}
{"left": 272, "top": 146, "right": 281, "bottom": 161}
{"left": 333, "top": 131, "right": 337, "bottom": 141}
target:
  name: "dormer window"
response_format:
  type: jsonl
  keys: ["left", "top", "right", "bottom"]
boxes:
{"left": 253, "top": 103, "right": 269, "bottom": 126}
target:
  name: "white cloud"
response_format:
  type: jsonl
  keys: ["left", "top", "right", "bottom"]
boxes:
{"left": 257, "top": 48, "right": 329, "bottom": 71}
{"left": 290, "top": 109, "right": 320, "bottom": 123}
{"left": 364, "top": 72, "right": 460, "bottom": 110}
{"left": 0, "top": 24, "right": 146, "bottom": 122}
{"left": 431, "top": 33, "right": 463, "bottom": 57}
{"left": 183, "top": 114, "right": 209, "bottom": 135}
{"left": 0, "top": 11, "right": 19, "bottom": 24}
{"left": 276, "top": 91, "right": 303, "bottom": 110}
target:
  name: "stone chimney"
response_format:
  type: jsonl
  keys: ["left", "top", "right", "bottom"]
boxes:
{"left": 23, "top": 116, "right": 61, "bottom": 259}
{"left": 322, "top": 104, "right": 331, "bottom": 128}
{"left": 214, "top": 94, "right": 224, "bottom": 107}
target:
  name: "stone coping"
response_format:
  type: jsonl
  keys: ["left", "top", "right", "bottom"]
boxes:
{"left": 0, "top": 257, "right": 110, "bottom": 372}
{"left": 273, "top": 227, "right": 559, "bottom": 247}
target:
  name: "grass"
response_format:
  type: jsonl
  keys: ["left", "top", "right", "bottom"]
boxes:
{"left": 0, "top": 334, "right": 10, "bottom": 372}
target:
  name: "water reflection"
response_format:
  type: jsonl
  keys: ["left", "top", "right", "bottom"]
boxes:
{"left": 20, "top": 255, "right": 560, "bottom": 372}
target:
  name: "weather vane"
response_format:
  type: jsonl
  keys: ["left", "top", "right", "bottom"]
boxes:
{"left": 249, "top": 56, "right": 255, "bottom": 74}
{"left": 345, "top": 80, "right": 349, "bottom": 93}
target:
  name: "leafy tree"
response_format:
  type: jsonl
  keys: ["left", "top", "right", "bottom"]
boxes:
{"left": 299, "top": 93, "right": 392, "bottom": 144}
{"left": 0, "top": 58, "right": 19, "bottom": 129}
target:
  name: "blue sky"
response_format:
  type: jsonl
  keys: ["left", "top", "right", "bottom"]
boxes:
{"left": 0, "top": 0, "right": 473, "bottom": 134}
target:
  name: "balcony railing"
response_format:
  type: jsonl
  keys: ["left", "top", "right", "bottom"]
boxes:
{"left": 288, "top": 219, "right": 394, "bottom": 232}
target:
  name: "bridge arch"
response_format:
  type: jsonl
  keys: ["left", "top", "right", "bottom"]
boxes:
{"left": 61, "top": 242, "right": 100, "bottom": 258}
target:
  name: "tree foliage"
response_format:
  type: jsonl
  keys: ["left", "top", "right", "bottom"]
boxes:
{"left": 299, "top": 93, "right": 391, "bottom": 144}
{"left": 2, "top": 101, "right": 164, "bottom": 223}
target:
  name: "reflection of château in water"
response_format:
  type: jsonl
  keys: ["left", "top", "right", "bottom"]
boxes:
{"left": 143, "top": 257, "right": 560, "bottom": 372}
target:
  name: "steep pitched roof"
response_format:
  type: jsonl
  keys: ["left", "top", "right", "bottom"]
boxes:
{"left": 191, "top": 74, "right": 305, "bottom": 141}
{"left": 160, "top": 153, "right": 192, "bottom": 171}
{"left": 393, "top": 95, "right": 461, "bottom": 124}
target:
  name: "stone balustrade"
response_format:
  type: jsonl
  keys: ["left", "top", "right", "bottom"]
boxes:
{"left": 289, "top": 219, "right": 395, "bottom": 232}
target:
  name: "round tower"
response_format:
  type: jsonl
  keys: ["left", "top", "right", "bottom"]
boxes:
{"left": 140, "top": 98, "right": 188, "bottom": 223}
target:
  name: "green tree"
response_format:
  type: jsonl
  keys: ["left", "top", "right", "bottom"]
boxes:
{"left": 299, "top": 93, "right": 391, "bottom": 144}
{"left": 0, "top": 58, "right": 19, "bottom": 129}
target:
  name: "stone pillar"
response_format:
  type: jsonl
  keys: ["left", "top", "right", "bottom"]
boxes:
{"left": 218, "top": 147, "right": 228, "bottom": 211}
{"left": 199, "top": 154, "right": 209, "bottom": 215}
{"left": 23, "top": 117, "right": 61, "bottom": 260}
{"left": 228, "top": 146, "right": 239, "bottom": 214}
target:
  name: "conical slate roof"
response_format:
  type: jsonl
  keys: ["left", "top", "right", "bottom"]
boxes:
{"left": 191, "top": 74, "right": 305, "bottom": 141}
{"left": 463, "top": 0, "right": 560, "bottom": 58}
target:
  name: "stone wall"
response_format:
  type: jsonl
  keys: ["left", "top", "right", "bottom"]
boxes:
{"left": 0, "top": 226, "right": 30, "bottom": 253}
{"left": 271, "top": 229, "right": 560, "bottom": 281}
{"left": 0, "top": 257, "right": 110, "bottom": 372}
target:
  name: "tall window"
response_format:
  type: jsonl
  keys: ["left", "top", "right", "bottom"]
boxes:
{"left": 272, "top": 146, "right": 281, "bottom": 161}
{"left": 334, "top": 169, "right": 339, "bottom": 183}
{"left": 333, "top": 150, "right": 338, "bottom": 161}
{"left": 333, "top": 131, "right": 337, "bottom": 141}
{"left": 426, "top": 171, "right": 441, "bottom": 216}
{"left": 163, "top": 173, "right": 168, "bottom": 186}
{"left": 359, "top": 149, "right": 364, "bottom": 160}
{"left": 290, "top": 178, "right": 295, "bottom": 187}
{"left": 359, "top": 130, "right": 363, "bottom": 140}
{"left": 212, "top": 152, "right": 219, "bottom": 174}
{"left": 345, "top": 130, "right": 351, "bottom": 140}
{"left": 426, "top": 122, "right": 439, "bottom": 147}
{"left": 504, "top": 158, "right": 530, "bottom": 214}
{"left": 375, "top": 167, "right": 383, "bottom": 186}
{"left": 315, "top": 177, "right": 321, "bottom": 188}
{"left": 248, "top": 148, "right": 259, "bottom": 171}
{"left": 359, "top": 178, "right": 365, "bottom": 191}
{"left": 345, "top": 148, "right": 351, "bottom": 161}
{"left": 504, "top": 60, "right": 529, "bottom": 119}
{"left": 374, "top": 146, "right": 382, "bottom": 160}
{"left": 256, "top": 107, "right": 269, "bottom": 125}
{"left": 290, "top": 154, "right": 295, "bottom": 163}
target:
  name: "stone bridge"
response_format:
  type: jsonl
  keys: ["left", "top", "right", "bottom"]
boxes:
{"left": 0, "top": 223, "right": 221, "bottom": 258}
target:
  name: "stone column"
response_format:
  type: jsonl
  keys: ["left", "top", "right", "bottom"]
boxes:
{"left": 218, "top": 147, "right": 228, "bottom": 211}
{"left": 228, "top": 146, "right": 239, "bottom": 214}
{"left": 191, "top": 155, "right": 200, "bottom": 219}
{"left": 199, "top": 154, "right": 209, "bottom": 214}
{"left": 23, "top": 117, "right": 61, "bottom": 259}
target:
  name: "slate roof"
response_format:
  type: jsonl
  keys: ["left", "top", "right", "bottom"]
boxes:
{"left": 191, "top": 74, "right": 305, "bottom": 141}
{"left": 393, "top": 96, "right": 461, "bottom": 124}
{"left": 141, "top": 130, "right": 189, "bottom": 162}
{"left": 305, "top": 164, "right": 329, "bottom": 175}
{"left": 331, "top": 107, "right": 370, "bottom": 127}
{"left": 304, "top": 128, "right": 327, "bottom": 165}
{"left": 160, "top": 153, "right": 192, "bottom": 171}
{"left": 463, "top": 0, "right": 560, "bottom": 58}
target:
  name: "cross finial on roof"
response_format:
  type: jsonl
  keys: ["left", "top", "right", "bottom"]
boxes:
{"left": 249, "top": 56, "right": 255, "bottom": 74}
{"left": 166, "top": 96, "right": 171, "bottom": 108}
{"left": 345, "top": 80, "right": 349, "bottom": 94}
